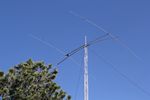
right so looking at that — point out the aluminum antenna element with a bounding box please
[84,36,89,100]
[57,34,110,65]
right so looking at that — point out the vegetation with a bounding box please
[0,59,71,100]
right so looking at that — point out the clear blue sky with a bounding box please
[0,0,150,100]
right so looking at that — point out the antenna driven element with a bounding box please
[57,34,110,65]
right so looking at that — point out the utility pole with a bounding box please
[84,36,89,100]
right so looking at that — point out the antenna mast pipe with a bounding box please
[84,36,89,100]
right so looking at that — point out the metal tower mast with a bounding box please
[84,36,89,100]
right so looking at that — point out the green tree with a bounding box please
[0,59,71,100]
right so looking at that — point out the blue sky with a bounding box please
[0,0,150,100]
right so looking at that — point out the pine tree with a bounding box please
[0,59,71,100]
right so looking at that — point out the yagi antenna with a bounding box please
[29,12,149,99]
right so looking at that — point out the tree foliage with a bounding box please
[0,59,71,100]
